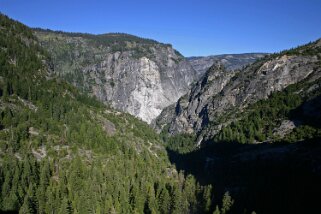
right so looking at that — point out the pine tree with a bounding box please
[171,186,182,214]
[159,187,171,214]
[19,195,34,214]
[58,197,71,214]
[202,185,212,213]
[213,205,221,214]
[221,192,234,214]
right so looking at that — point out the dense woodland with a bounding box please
[1,12,321,214]
[0,14,228,214]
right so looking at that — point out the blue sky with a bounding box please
[1,0,321,56]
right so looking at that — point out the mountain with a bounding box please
[187,53,266,76]
[2,12,321,214]
[158,40,321,214]
[33,29,198,123]
[0,14,216,213]
[157,39,321,143]
[155,63,234,136]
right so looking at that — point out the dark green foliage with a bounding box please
[163,133,197,154]
[282,125,321,143]
[34,28,174,60]
[214,77,321,144]
[0,13,214,213]
[279,39,321,56]
[34,28,166,48]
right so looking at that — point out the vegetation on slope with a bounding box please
[213,75,321,144]
[163,75,321,214]
[34,28,173,50]
[3,11,320,214]
[0,13,216,214]
[34,29,173,63]
[161,39,321,213]
[33,28,184,96]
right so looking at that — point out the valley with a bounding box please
[0,10,321,214]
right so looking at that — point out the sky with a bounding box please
[1,0,321,56]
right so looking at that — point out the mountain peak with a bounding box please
[34,28,197,123]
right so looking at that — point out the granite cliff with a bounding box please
[156,39,321,142]
[34,30,197,123]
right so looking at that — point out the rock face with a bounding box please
[188,53,266,76]
[155,63,234,134]
[156,39,321,140]
[34,30,197,123]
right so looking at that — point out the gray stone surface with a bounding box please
[156,40,321,141]
[188,53,266,76]
[35,31,198,123]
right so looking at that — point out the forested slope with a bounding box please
[0,14,218,214]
